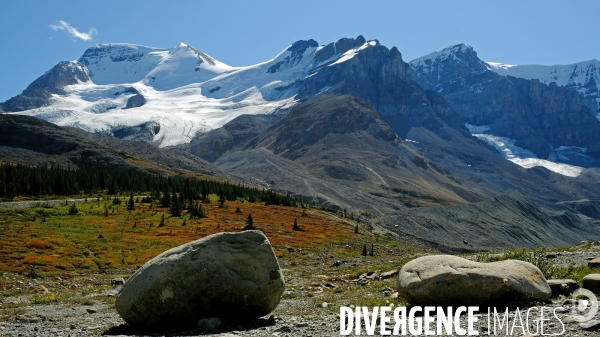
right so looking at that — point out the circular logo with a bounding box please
[570,288,598,323]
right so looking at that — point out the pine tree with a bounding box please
[189,201,207,219]
[161,191,171,208]
[107,179,117,195]
[170,192,181,216]
[159,213,165,227]
[362,244,367,257]
[179,192,185,211]
[244,213,254,230]
[127,191,135,211]
[292,218,300,231]
[369,243,374,257]
[354,224,359,234]
[235,206,242,213]
[68,203,78,215]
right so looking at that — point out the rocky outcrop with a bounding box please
[115,230,285,328]
[124,94,146,109]
[313,35,366,63]
[298,42,468,138]
[409,45,600,160]
[0,62,89,112]
[396,255,551,306]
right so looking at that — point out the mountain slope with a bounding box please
[380,191,600,252]
[0,114,224,178]
[1,37,386,147]
[213,94,474,213]
[488,59,600,117]
[409,44,600,167]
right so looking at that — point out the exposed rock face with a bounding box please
[489,59,600,116]
[267,39,318,74]
[396,255,551,306]
[0,62,89,112]
[261,94,400,160]
[115,230,285,327]
[298,42,468,138]
[313,35,366,63]
[409,44,600,159]
[111,121,160,142]
[124,94,146,109]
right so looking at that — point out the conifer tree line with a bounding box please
[0,163,299,207]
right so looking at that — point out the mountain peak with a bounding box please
[410,43,479,67]
[409,43,491,87]
[446,43,473,53]
[287,39,319,53]
[313,35,370,64]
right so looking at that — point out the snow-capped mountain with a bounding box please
[409,44,600,175]
[1,36,376,147]
[487,60,600,117]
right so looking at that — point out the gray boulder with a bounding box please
[197,318,222,331]
[582,274,600,293]
[547,279,579,297]
[115,230,285,327]
[125,94,146,109]
[396,255,551,306]
[588,257,600,267]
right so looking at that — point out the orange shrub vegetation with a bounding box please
[25,239,54,249]
[0,198,361,274]
[21,255,36,264]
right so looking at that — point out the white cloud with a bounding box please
[50,20,97,42]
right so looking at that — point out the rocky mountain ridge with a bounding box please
[409,44,600,164]
[488,59,600,117]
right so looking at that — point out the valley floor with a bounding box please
[0,198,599,336]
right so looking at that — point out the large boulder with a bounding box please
[396,255,551,306]
[115,230,285,327]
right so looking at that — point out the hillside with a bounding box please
[0,114,225,179]
[409,44,600,168]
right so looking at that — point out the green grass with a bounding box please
[474,245,600,286]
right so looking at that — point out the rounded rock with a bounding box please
[396,255,551,306]
[115,230,285,327]
[582,274,600,293]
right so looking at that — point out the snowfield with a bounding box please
[13,40,381,147]
[465,124,585,177]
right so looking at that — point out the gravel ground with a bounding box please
[1,302,599,336]
[0,198,101,210]
[1,249,599,337]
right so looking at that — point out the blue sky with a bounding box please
[1,0,598,102]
